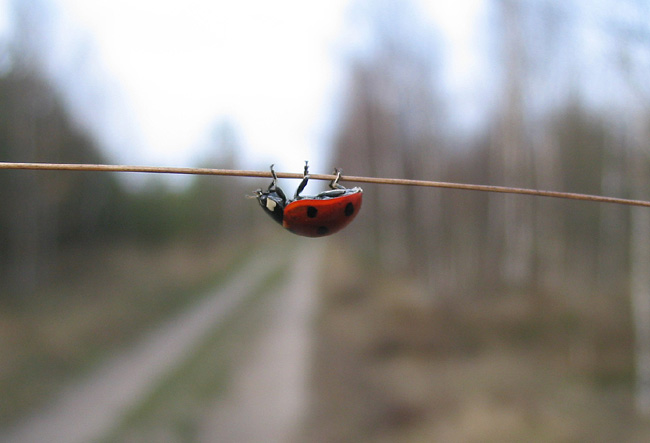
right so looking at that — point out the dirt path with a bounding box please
[1,246,284,443]
[196,241,324,443]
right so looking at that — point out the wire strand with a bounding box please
[1,161,649,208]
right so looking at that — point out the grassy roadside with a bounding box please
[0,237,260,427]
[300,241,650,442]
[98,250,290,442]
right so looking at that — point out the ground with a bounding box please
[2,239,321,442]
[5,238,650,442]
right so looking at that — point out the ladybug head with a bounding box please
[252,164,287,225]
[253,186,286,225]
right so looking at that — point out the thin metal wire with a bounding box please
[1,161,649,208]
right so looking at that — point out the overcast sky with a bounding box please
[0,0,485,174]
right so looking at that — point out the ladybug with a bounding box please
[253,162,363,237]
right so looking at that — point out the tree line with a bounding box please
[330,0,650,414]
[0,63,255,298]
[332,0,649,298]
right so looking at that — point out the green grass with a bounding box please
[99,256,289,442]
[0,237,260,427]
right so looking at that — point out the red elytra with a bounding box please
[252,162,363,238]
[283,189,363,237]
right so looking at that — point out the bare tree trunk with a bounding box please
[629,124,650,416]
[598,131,627,291]
[488,0,535,289]
[631,204,650,415]
[499,128,534,288]
[532,131,563,292]
[7,97,44,295]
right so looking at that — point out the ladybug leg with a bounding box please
[268,164,287,202]
[329,168,345,190]
[268,164,279,191]
[294,161,310,199]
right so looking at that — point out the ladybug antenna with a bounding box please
[330,168,345,190]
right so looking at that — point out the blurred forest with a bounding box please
[334,0,649,295]
[0,1,259,426]
[0,2,256,297]
[312,0,650,440]
[3,0,650,439]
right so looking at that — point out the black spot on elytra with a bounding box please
[317,226,329,235]
[307,206,318,218]
[344,202,354,216]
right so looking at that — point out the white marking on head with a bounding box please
[266,198,277,211]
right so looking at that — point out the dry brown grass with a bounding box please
[301,243,650,442]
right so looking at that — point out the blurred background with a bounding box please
[2,0,650,441]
